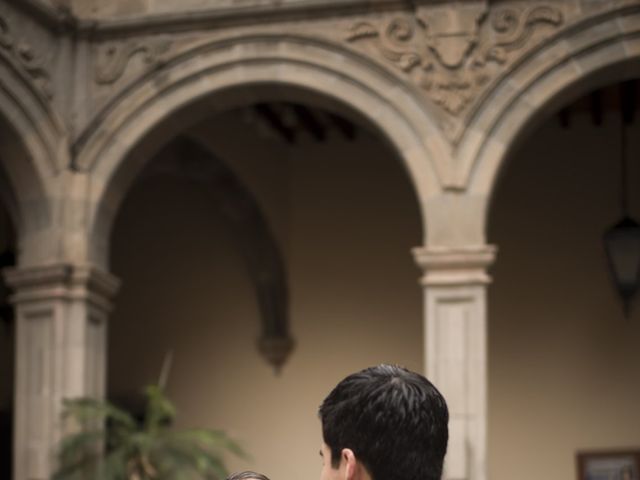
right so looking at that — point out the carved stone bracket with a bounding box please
[346,2,564,142]
[94,38,173,85]
[0,15,52,99]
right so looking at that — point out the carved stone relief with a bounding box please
[82,1,607,147]
[94,38,173,85]
[0,15,52,99]
[346,2,564,142]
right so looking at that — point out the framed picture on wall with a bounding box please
[577,450,640,480]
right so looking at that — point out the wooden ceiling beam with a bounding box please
[254,103,296,144]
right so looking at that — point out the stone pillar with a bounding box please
[413,245,496,480]
[4,264,119,480]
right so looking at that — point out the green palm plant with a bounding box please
[54,357,244,480]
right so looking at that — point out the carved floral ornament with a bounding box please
[346,3,564,141]
[0,15,52,99]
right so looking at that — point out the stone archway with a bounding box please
[100,68,422,477]
[73,38,444,411]
[73,35,446,269]
[70,33,444,479]
[71,32,532,480]
[463,6,640,224]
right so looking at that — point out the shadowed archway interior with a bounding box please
[487,78,640,480]
[0,167,16,480]
[135,135,293,372]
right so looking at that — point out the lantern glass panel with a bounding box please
[604,217,640,299]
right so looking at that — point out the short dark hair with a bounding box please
[318,364,448,480]
[226,472,270,480]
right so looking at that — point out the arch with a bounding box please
[0,29,65,264]
[460,6,640,237]
[75,34,447,267]
[137,135,294,370]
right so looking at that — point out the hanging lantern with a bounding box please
[603,80,639,317]
[604,217,640,316]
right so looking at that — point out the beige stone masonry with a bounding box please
[4,264,119,480]
[413,245,496,480]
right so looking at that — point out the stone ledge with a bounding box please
[412,245,497,286]
[8,0,411,36]
[3,263,120,310]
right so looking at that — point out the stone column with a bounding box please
[413,245,496,480]
[4,264,119,480]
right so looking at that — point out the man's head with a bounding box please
[318,364,448,480]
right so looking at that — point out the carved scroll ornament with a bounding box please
[346,4,563,140]
[0,15,52,99]
[95,38,172,85]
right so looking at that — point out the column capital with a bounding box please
[412,245,497,286]
[4,263,120,312]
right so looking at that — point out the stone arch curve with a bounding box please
[134,135,294,370]
[460,6,640,236]
[0,35,65,264]
[75,34,447,267]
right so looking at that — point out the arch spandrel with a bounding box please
[0,8,67,264]
[75,34,449,266]
[342,2,571,149]
[0,5,65,172]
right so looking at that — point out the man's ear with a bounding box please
[340,448,359,480]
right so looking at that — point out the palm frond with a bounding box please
[63,398,137,431]
[144,385,176,434]
[58,429,105,462]
[54,384,244,480]
[166,429,247,459]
